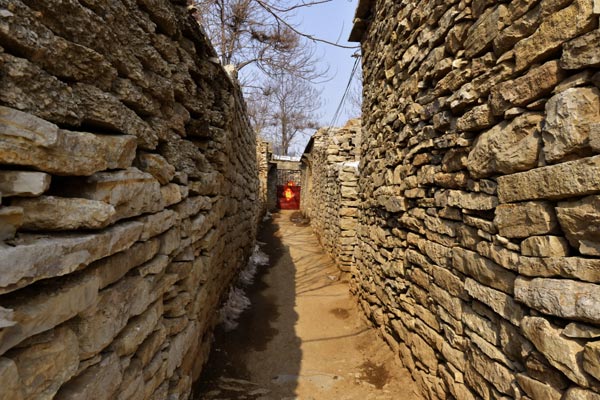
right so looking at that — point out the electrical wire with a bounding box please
[326,54,361,135]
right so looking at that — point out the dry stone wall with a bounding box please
[301,120,361,271]
[350,0,600,399]
[0,1,258,399]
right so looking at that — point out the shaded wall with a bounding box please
[0,1,258,399]
[350,0,600,399]
[301,120,361,271]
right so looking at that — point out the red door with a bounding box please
[277,185,301,209]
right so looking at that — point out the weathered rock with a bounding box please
[557,195,600,256]
[497,155,600,202]
[564,322,600,339]
[63,168,162,221]
[0,357,23,400]
[135,152,176,185]
[436,190,498,210]
[12,196,116,231]
[519,256,600,283]
[0,206,23,241]
[0,272,100,356]
[489,62,565,115]
[0,221,143,294]
[521,236,570,257]
[465,278,525,325]
[8,326,79,399]
[561,28,600,69]
[514,0,597,71]
[521,316,590,387]
[543,87,600,163]
[0,106,136,176]
[456,104,496,132]
[0,171,51,197]
[516,373,562,400]
[494,201,559,238]
[583,341,600,381]
[564,387,600,400]
[54,352,122,400]
[516,277,600,323]
[72,274,156,359]
[453,247,516,294]
[110,300,162,357]
[468,346,513,395]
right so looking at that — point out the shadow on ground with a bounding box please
[193,211,302,399]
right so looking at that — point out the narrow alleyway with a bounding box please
[193,211,422,400]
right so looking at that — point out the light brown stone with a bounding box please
[0,106,136,176]
[465,278,525,325]
[63,168,162,221]
[135,152,176,185]
[516,374,562,400]
[514,0,597,71]
[436,190,498,210]
[54,352,122,400]
[494,201,559,238]
[583,341,600,381]
[72,274,157,358]
[564,388,600,400]
[0,221,143,294]
[0,171,51,197]
[12,196,116,230]
[453,247,516,294]
[521,236,570,257]
[0,357,23,400]
[516,277,600,323]
[0,206,23,241]
[0,272,100,356]
[497,155,600,202]
[111,301,162,357]
[543,87,600,163]
[561,28,600,69]
[489,62,565,115]
[519,256,600,283]
[557,195,600,256]
[468,347,513,395]
[564,322,600,339]
[9,326,79,399]
[521,316,590,387]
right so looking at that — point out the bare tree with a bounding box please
[260,72,321,155]
[191,0,334,81]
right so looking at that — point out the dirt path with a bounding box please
[193,210,422,400]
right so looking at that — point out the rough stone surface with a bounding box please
[344,0,600,396]
[494,201,559,238]
[516,278,600,323]
[497,155,600,202]
[556,195,600,256]
[0,1,260,399]
[543,87,600,164]
[12,196,116,230]
[0,171,51,197]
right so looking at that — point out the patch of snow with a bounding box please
[218,244,270,331]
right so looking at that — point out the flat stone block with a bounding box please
[0,221,143,294]
[557,195,600,256]
[494,201,559,238]
[0,171,51,197]
[0,272,100,356]
[0,206,23,241]
[497,155,600,202]
[521,236,570,257]
[516,277,600,323]
[12,196,115,231]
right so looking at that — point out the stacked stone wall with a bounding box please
[0,1,258,399]
[301,120,361,271]
[352,0,600,399]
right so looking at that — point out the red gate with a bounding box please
[277,183,301,210]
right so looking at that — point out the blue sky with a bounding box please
[296,0,360,123]
[291,0,361,152]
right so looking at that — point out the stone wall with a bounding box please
[257,140,272,218]
[0,1,258,399]
[301,120,361,271]
[350,0,600,399]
